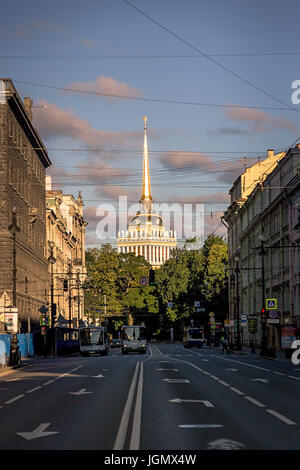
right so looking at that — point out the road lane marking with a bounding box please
[69,388,93,396]
[230,387,244,395]
[130,362,143,450]
[179,424,223,429]
[43,380,55,385]
[156,368,179,371]
[17,423,59,440]
[266,409,297,425]
[169,399,214,407]
[244,396,266,407]
[162,378,190,383]
[273,372,286,376]
[26,386,42,394]
[113,362,140,450]
[5,394,24,404]
[207,439,245,450]
[251,378,270,383]
[288,375,300,381]
[217,380,230,387]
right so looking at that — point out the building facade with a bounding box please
[0,78,51,332]
[224,146,300,351]
[117,117,177,267]
[46,175,87,327]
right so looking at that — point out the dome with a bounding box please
[128,213,165,228]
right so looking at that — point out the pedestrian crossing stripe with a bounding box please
[266,299,277,310]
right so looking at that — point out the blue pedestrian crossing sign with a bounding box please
[266,299,277,310]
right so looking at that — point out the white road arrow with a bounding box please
[92,374,106,378]
[69,388,93,395]
[17,423,59,441]
[169,398,214,407]
[251,379,270,383]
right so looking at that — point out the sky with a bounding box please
[2,0,300,247]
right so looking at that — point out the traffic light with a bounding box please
[63,279,68,291]
[261,308,266,322]
[149,269,155,286]
[41,325,47,336]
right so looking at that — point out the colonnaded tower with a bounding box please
[117,117,177,268]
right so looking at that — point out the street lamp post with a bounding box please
[67,260,73,328]
[234,256,242,351]
[76,269,81,326]
[48,241,56,328]
[259,235,268,356]
[8,206,20,366]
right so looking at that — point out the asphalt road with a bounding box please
[0,343,300,450]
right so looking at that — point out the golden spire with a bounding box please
[140,116,153,213]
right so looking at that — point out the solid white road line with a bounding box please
[266,409,297,425]
[130,362,144,450]
[113,362,140,450]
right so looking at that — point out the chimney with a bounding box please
[24,97,33,121]
[267,149,274,158]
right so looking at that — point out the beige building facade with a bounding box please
[224,147,300,351]
[46,175,87,327]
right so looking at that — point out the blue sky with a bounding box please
[2,0,300,245]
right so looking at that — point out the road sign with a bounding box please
[268,311,278,319]
[39,305,48,314]
[167,301,173,308]
[209,312,215,318]
[196,307,205,312]
[248,317,258,333]
[194,301,200,307]
[4,309,18,333]
[266,299,277,310]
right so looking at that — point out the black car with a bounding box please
[110,338,122,348]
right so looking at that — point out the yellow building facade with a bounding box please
[117,117,177,267]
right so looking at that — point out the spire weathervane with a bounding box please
[140,116,153,213]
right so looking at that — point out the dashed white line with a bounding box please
[244,396,266,408]
[5,394,24,404]
[43,380,55,386]
[288,375,300,381]
[266,409,297,425]
[26,386,42,394]
[230,387,244,395]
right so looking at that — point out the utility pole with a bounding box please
[259,235,268,356]
[48,241,56,328]
[67,260,73,328]
[76,269,81,325]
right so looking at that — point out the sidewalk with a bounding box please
[0,357,34,377]
[238,346,291,363]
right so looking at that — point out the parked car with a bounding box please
[110,338,122,348]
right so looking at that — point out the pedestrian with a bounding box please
[220,335,230,355]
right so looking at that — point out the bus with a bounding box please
[183,327,205,348]
[121,325,147,354]
[79,326,109,356]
